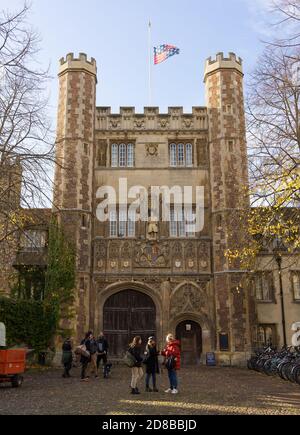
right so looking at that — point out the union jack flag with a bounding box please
[154,44,180,65]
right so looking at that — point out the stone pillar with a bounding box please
[205,53,255,364]
[53,53,97,343]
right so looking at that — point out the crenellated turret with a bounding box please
[53,53,97,341]
[205,52,254,362]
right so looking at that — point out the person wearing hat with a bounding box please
[143,336,160,392]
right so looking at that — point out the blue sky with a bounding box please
[2,0,274,120]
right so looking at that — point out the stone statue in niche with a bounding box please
[147,219,159,240]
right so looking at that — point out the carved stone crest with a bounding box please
[110,118,121,129]
[188,260,195,269]
[183,118,193,129]
[134,241,170,268]
[145,144,158,157]
[134,119,145,129]
[159,118,169,129]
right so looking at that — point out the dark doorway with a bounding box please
[103,290,156,358]
[176,320,202,366]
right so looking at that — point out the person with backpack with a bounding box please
[128,336,144,395]
[162,333,181,395]
[143,336,160,392]
[96,332,109,377]
[80,331,93,382]
[61,338,73,378]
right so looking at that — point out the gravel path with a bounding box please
[0,366,299,415]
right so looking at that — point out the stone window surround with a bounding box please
[110,141,135,168]
[255,271,275,304]
[169,141,194,167]
[291,271,300,303]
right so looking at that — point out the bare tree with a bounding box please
[0,2,54,247]
[271,0,300,48]
[226,1,300,269]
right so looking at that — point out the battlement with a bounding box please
[96,106,207,116]
[204,52,243,81]
[95,106,208,131]
[58,52,97,78]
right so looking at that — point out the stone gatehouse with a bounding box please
[2,52,299,366]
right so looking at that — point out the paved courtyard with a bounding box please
[0,365,299,415]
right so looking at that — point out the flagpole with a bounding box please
[148,20,152,106]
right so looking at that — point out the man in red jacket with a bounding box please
[162,333,181,394]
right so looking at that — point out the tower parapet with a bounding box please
[204,52,243,82]
[59,52,97,80]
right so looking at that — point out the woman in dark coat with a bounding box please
[62,338,73,378]
[144,336,160,392]
[128,336,144,395]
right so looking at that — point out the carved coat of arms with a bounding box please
[134,242,170,268]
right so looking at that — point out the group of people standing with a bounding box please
[61,331,109,381]
[128,333,181,395]
[79,331,109,381]
[61,331,181,395]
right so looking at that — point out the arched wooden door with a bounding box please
[176,320,202,366]
[103,290,156,358]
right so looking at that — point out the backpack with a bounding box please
[123,350,137,368]
[75,344,90,359]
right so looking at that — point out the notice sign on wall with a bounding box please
[206,352,216,367]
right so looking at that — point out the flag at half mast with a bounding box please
[154,44,180,65]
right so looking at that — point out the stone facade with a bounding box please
[1,52,299,365]
[50,51,257,365]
